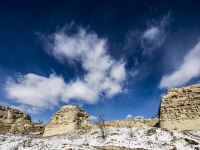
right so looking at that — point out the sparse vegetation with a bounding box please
[0,127,200,149]
[37,120,43,124]
[76,115,82,129]
[127,123,134,138]
[97,114,107,140]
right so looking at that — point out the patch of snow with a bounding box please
[0,127,199,150]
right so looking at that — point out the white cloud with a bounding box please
[52,28,126,102]
[142,26,159,41]
[126,114,144,120]
[160,40,200,88]
[141,25,165,55]
[89,115,97,121]
[0,101,42,115]
[134,115,144,119]
[5,27,126,113]
[128,69,138,78]
[110,63,126,82]
[141,13,170,55]
[11,105,42,115]
[126,114,133,119]
[5,73,65,109]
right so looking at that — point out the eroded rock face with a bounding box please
[43,105,89,137]
[0,105,44,134]
[159,84,200,130]
[92,118,158,129]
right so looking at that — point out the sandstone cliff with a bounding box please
[0,105,44,134]
[159,84,200,130]
[43,105,89,137]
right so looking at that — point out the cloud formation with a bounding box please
[141,13,170,55]
[126,114,133,119]
[142,26,159,41]
[126,114,144,119]
[51,28,126,100]
[5,27,126,113]
[0,101,41,114]
[89,115,97,121]
[160,40,200,88]
[5,73,65,109]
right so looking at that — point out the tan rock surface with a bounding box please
[43,105,89,137]
[159,84,200,130]
[0,105,44,134]
[92,118,158,129]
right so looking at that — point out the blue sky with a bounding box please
[0,0,200,123]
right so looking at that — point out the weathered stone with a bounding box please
[0,105,44,134]
[92,118,158,129]
[146,128,156,136]
[43,105,89,137]
[159,84,200,130]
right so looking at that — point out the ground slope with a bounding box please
[0,127,200,150]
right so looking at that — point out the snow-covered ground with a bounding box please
[0,127,199,150]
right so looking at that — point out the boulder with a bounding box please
[43,105,89,137]
[159,84,200,130]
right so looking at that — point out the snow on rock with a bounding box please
[0,127,200,150]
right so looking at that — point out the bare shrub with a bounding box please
[37,120,43,124]
[97,114,107,140]
[76,115,82,129]
[127,124,134,138]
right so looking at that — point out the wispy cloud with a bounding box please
[134,115,144,119]
[123,13,171,80]
[126,114,133,119]
[5,26,126,113]
[128,69,138,78]
[124,13,170,56]
[142,26,159,41]
[160,40,200,88]
[126,114,144,119]
[141,13,171,55]
[0,101,41,114]
[89,115,97,121]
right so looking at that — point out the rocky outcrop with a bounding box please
[0,105,44,134]
[159,84,200,130]
[92,118,158,129]
[43,105,89,137]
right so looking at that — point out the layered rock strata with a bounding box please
[43,105,89,137]
[159,84,200,130]
[92,118,158,129]
[0,105,44,134]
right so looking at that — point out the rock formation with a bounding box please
[159,84,200,130]
[43,105,89,137]
[0,105,44,134]
[92,118,158,129]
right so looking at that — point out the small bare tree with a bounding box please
[128,124,134,138]
[38,120,43,124]
[97,114,107,140]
